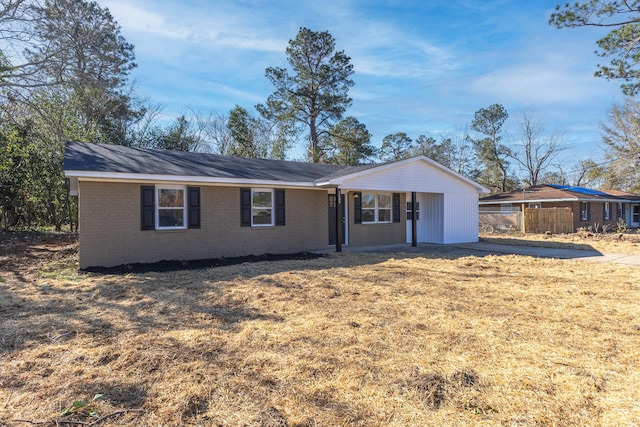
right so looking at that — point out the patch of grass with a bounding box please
[1,239,639,425]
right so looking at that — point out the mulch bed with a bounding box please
[84,252,326,275]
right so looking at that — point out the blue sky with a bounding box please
[101,0,621,165]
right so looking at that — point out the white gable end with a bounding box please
[336,159,481,193]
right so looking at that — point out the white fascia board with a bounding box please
[65,170,320,189]
[324,156,490,193]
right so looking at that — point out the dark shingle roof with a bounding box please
[63,141,374,183]
[480,184,632,203]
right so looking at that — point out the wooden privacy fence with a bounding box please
[523,207,573,233]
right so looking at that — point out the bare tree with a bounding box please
[574,159,604,188]
[510,111,564,186]
[601,98,640,191]
[0,0,53,91]
[443,127,478,179]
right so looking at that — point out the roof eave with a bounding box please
[479,197,634,204]
[320,156,490,193]
[65,170,321,188]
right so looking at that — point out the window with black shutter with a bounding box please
[241,188,285,227]
[580,202,590,221]
[142,185,191,230]
[358,192,395,223]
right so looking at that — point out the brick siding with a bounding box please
[78,182,329,268]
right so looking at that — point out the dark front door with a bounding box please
[328,194,345,245]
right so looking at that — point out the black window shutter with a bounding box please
[141,186,155,230]
[188,187,200,229]
[354,192,362,224]
[275,189,285,226]
[393,193,401,223]
[240,188,251,227]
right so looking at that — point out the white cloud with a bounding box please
[465,34,619,106]
[196,30,284,52]
[103,0,285,52]
[337,19,459,80]
[469,65,598,104]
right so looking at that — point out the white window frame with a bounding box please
[580,202,589,221]
[251,188,275,227]
[362,192,393,224]
[528,203,541,209]
[156,185,187,230]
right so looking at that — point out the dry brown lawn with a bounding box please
[1,233,640,426]
[480,230,640,255]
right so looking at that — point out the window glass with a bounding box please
[378,194,391,222]
[252,189,273,226]
[157,187,186,229]
[362,194,376,209]
[361,192,392,223]
[378,194,391,208]
[580,202,588,221]
[159,209,185,227]
[406,202,420,220]
[362,209,375,223]
[604,202,610,220]
[159,188,184,207]
[378,209,391,222]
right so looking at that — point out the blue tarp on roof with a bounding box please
[548,184,611,197]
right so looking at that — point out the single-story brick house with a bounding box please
[63,141,489,269]
[479,184,640,231]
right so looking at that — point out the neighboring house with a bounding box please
[479,184,640,231]
[63,141,489,269]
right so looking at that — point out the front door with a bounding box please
[328,194,345,245]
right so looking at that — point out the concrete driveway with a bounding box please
[340,242,640,266]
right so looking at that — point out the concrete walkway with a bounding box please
[337,242,640,266]
[452,242,640,266]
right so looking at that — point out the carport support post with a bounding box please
[411,191,417,247]
[335,188,342,253]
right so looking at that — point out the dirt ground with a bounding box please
[479,229,640,256]
[0,232,79,282]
